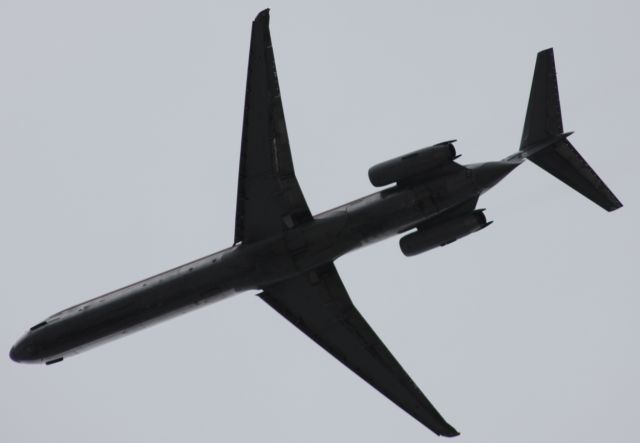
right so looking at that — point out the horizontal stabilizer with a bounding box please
[527,138,622,211]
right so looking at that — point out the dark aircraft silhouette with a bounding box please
[10,9,622,438]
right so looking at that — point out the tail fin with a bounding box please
[519,48,622,211]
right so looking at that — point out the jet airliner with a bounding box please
[10,10,622,437]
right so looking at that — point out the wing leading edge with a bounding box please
[260,263,459,437]
[234,9,312,245]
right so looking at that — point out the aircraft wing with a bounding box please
[260,263,459,437]
[234,9,312,244]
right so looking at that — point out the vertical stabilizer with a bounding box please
[520,48,563,149]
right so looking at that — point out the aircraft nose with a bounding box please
[10,343,26,362]
[10,335,37,363]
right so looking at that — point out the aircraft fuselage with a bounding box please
[10,163,502,364]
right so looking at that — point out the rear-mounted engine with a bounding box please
[368,141,457,187]
[399,210,491,257]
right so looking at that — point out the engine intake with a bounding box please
[368,141,457,187]
[399,210,490,257]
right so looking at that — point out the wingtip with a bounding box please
[606,200,623,212]
[538,47,554,56]
[440,427,461,438]
[254,8,270,22]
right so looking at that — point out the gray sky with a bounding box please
[1,1,638,442]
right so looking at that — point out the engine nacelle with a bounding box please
[399,211,490,257]
[368,141,457,187]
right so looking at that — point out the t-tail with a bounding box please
[507,48,622,211]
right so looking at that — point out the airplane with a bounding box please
[10,9,622,438]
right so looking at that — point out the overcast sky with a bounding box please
[1,1,638,442]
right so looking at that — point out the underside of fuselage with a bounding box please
[9,168,488,365]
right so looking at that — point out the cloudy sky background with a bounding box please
[1,1,638,442]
